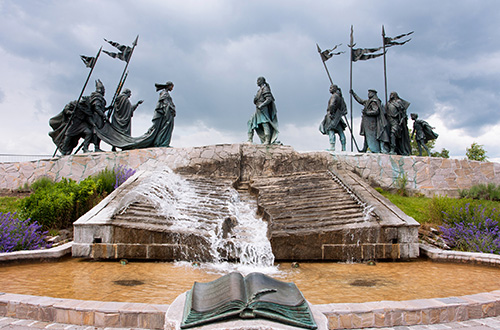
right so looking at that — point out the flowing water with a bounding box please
[1,258,500,304]
[115,168,274,267]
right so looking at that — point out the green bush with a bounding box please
[18,178,78,229]
[17,169,118,230]
[9,166,136,231]
[91,168,116,195]
[459,183,500,201]
[28,176,55,191]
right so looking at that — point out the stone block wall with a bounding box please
[1,145,499,197]
[333,153,500,197]
[0,144,242,189]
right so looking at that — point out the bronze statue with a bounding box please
[111,88,143,136]
[49,79,107,155]
[410,113,438,156]
[319,84,347,151]
[247,76,279,145]
[49,98,93,155]
[386,91,411,155]
[88,79,108,152]
[350,89,389,153]
[150,81,176,147]
[91,81,176,150]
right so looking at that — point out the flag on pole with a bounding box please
[103,38,133,62]
[384,31,413,47]
[317,43,344,62]
[80,55,96,68]
[351,47,385,62]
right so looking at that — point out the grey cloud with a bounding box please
[1,0,500,158]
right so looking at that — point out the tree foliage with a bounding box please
[466,142,488,162]
[431,148,450,158]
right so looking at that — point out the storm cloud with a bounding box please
[1,0,499,160]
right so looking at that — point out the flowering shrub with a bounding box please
[439,203,500,254]
[0,212,52,252]
[114,165,136,189]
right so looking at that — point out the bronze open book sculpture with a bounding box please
[181,272,317,329]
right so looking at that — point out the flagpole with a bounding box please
[107,70,129,120]
[52,46,102,157]
[382,25,388,106]
[349,25,354,152]
[108,35,139,118]
[317,43,359,152]
[317,44,334,85]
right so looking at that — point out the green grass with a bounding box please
[377,188,500,225]
[0,196,24,214]
[377,189,433,224]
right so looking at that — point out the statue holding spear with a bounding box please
[48,47,103,156]
[316,43,359,152]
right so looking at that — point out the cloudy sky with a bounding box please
[1,0,499,161]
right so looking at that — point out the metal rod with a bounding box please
[52,46,102,157]
[382,25,388,106]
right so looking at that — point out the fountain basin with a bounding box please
[73,145,419,261]
[1,246,500,329]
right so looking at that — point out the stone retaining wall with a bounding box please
[333,153,500,197]
[0,144,241,190]
[1,146,498,197]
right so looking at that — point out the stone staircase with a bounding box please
[248,171,372,236]
[112,176,236,230]
[105,175,240,261]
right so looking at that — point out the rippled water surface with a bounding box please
[1,258,500,304]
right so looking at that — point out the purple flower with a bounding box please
[439,204,500,254]
[113,165,136,189]
[0,212,52,252]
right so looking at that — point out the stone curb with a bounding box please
[1,288,500,329]
[1,244,500,329]
[314,244,500,329]
[420,242,500,266]
[0,242,73,263]
[0,293,168,329]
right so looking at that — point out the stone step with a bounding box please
[272,210,365,223]
[264,202,362,214]
[250,171,369,237]
[116,204,231,220]
[271,216,367,230]
[269,205,365,218]
[253,179,334,187]
[259,194,359,205]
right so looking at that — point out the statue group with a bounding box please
[49,75,436,157]
[49,80,176,155]
[318,84,437,156]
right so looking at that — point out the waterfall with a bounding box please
[116,167,275,270]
